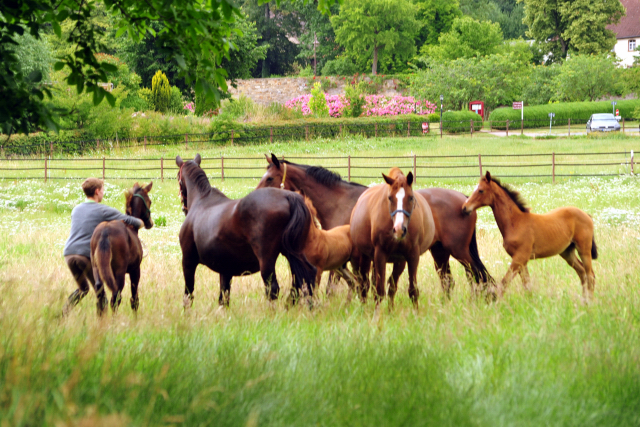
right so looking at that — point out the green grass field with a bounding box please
[0,135,639,426]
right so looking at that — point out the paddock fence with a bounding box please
[3,117,640,157]
[0,150,636,184]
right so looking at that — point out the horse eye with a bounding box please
[408,196,414,202]
[267,177,273,182]
[479,190,484,194]
[388,196,393,201]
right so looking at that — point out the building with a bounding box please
[608,0,640,67]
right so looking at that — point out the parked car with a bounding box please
[586,113,621,133]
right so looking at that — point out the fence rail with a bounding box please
[1,150,636,183]
[3,117,640,157]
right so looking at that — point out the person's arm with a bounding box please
[100,204,143,228]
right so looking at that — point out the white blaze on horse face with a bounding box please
[393,187,406,231]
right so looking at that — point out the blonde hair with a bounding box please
[81,178,104,197]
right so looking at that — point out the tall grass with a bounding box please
[0,138,639,425]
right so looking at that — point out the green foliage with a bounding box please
[137,88,154,110]
[331,0,422,75]
[151,71,171,113]
[322,56,359,76]
[489,99,640,128]
[413,0,462,48]
[168,86,184,114]
[521,64,561,106]
[423,16,503,60]
[155,215,167,227]
[344,83,366,118]
[221,17,268,81]
[426,112,441,122]
[441,110,483,132]
[298,66,314,77]
[291,0,342,73]
[521,0,625,62]
[553,55,619,102]
[309,83,329,117]
[120,93,150,112]
[10,31,52,82]
[459,0,527,39]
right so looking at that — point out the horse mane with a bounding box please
[183,161,224,198]
[302,195,323,230]
[491,176,529,213]
[387,167,405,181]
[277,160,366,188]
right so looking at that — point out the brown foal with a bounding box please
[462,172,597,300]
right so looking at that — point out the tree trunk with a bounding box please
[262,3,270,78]
[372,45,378,75]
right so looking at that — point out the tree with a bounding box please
[331,0,421,75]
[459,0,527,39]
[413,0,462,48]
[152,70,171,113]
[520,0,625,62]
[553,55,619,102]
[424,16,503,60]
[0,0,337,136]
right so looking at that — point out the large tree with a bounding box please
[424,16,503,60]
[0,0,336,135]
[459,0,527,39]
[520,0,625,62]
[331,0,421,75]
[413,0,462,48]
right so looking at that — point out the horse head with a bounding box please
[382,168,415,241]
[125,182,154,229]
[257,153,295,190]
[462,171,495,215]
[176,154,202,215]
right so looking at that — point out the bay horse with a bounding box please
[301,195,358,300]
[176,154,316,307]
[462,172,597,299]
[91,182,154,315]
[257,154,493,296]
[350,168,436,306]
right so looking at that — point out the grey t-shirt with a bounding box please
[63,201,143,258]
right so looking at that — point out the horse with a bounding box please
[301,195,358,300]
[91,182,154,315]
[257,154,493,296]
[350,168,436,307]
[461,172,597,300]
[176,154,317,308]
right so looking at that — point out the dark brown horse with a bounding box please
[350,168,436,306]
[91,182,154,315]
[462,172,598,300]
[177,154,316,307]
[257,154,493,296]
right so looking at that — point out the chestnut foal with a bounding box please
[462,172,597,300]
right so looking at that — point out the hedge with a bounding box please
[441,111,483,133]
[488,99,640,129]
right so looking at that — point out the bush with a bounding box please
[168,86,184,114]
[298,66,314,77]
[137,88,155,111]
[426,113,441,123]
[441,111,483,133]
[344,83,365,118]
[121,93,150,112]
[322,56,358,76]
[151,70,171,113]
[309,83,329,117]
[488,99,640,129]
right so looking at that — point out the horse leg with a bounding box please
[182,257,198,309]
[560,245,589,300]
[219,273,233,307]
[110,272,125,314]
[519,265,531,291]
[500,255,529,298]
[335,265,358,303]
[431,243,454,299]
[373,247,388,305]
[406,252,421,308]
[62,256,93,316]
[326,271,339,297]
[129,266,140,312]
[91,265,108,316]
[387,260,406,309]
[351,253,371,303]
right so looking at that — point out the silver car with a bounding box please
[586,113,621,133]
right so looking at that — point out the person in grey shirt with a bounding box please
[62,178,143,315]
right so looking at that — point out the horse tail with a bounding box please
[281,193,317,296]
[94,228,116,294]
[468,227,495,285]
[591,237,598,260]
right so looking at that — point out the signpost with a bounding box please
[612,101,617,115]
[548,112,555,134]
[513,101,523,135]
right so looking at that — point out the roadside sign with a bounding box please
[616,109,620,116]
[512,102,523,110]
[422,122,429,134]
[548,113,555,118]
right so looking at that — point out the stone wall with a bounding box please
[228,77,405,105]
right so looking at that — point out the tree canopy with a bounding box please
[423,16,503,60]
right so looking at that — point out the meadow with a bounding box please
[0,135,639,426]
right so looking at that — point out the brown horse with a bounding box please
[257,154,493,296]
[350,168,436,306]
[462,172,597,299]
[177,154,316,307]
[301,195,358,300]
[91,182,154,315]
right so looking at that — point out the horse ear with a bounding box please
[271,153,281,168]
[144,181,153,193]
[407,172,414,187]
[176,156,184,167]
[194,154,202,165]
[382,173,395,186]
[133,182,141,190]
[124,188,133,205]
[485,171,492,182]
[265,153,272,164]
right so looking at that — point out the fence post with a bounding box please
[375,123,378,138]
[631,150,634,175]
[568,119,570,137]
[230,130,234,145]
[270,127,273,144]
[116,131,119,150]
[49,141,53,158]
[102,156,105,180]
[506,120,509,137]
[413,154,417,183]
[407,121,410,137]
[478,154,482,177]
[44,158,48,183]
[521,118,524,136]
[0,145,4,158]
[185,133,188,150]
[552,152,555,184]
[623,117,625,134]
[144,135,147,150]
[305,125,309,141]
[440,120,443,139]
[348,155,351,181]
[97,139,100,151]
[221,155,225,182]
[470,119,473,137]
[161,157,164,182]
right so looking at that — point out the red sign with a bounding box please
[616,109,620,116]
[469,101,485,119]
[513,101,523,110]
[422,122,429,134]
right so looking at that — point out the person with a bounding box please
[62,178,143,315]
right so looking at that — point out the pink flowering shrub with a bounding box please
[183,101,195,113]
[285,94,436,118]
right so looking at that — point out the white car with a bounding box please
[586,113,621,134]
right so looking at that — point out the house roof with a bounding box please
[608,0,640,39]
